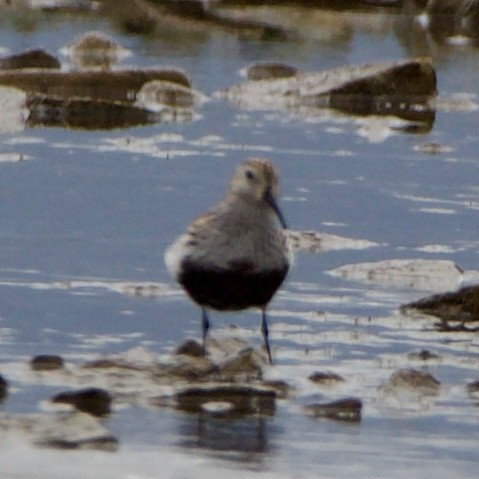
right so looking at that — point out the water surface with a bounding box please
[0,3,479,478]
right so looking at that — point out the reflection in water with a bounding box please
[25,95,159,130]
[25,94,194,130]
[177,412,275,463]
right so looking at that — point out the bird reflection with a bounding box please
[177,412,275,462]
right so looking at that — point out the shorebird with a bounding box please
[165,158,291,364]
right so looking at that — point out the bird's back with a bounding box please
[165,157,291,311]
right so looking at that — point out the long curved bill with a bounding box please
[264,187,288,229]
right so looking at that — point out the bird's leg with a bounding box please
[261,308,273,365]
[201,308,210,356]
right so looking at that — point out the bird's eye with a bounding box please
[245,170,254,180]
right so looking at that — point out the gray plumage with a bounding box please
[165,157,292,363]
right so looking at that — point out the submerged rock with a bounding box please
[175,339,204,357]
[245,62,299,81]
[156,345,263,383]
[286,229,380,253]
[34,412,118,451]
[136,79,207,111]
[328,258,463,291]
[217,348,264,382]
[304,397,362,422]
[407,349,441,361]
[413,141,454,154]
[220,58,436,126]
[81,358,145,371]
[176,383,276,417]
[30,354,65,371]
[0,48,60,70]
[401,285,479,331]
[156,355,218,381]
[51,387,112,417]
[308,371,345,385]
[0,411,118,451]
[381,368,441,397]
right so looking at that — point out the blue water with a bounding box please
[0,4,479,478]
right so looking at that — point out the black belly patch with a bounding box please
[178,258,288,311]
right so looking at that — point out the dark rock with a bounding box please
[320,59,436,123]
[407,349,441,361]
[0,48,60,70]
[466,380,479,395]
[51,387,112,417]
[30,354,65,371]
[176,384,276,417]
[221,58,436,126]
[304,397,362,422]
[401,285,479,332]
[2,66,201,130]
[0,68,192,102]
[246,62,299,81]
[425,0,479,43]
[122,13,157,35]
[175,339,204,357]
[308,371,345,385]
[0,374,8,402]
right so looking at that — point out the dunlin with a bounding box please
[165,158,291,364]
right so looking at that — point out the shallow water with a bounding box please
[1,2,479,478]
